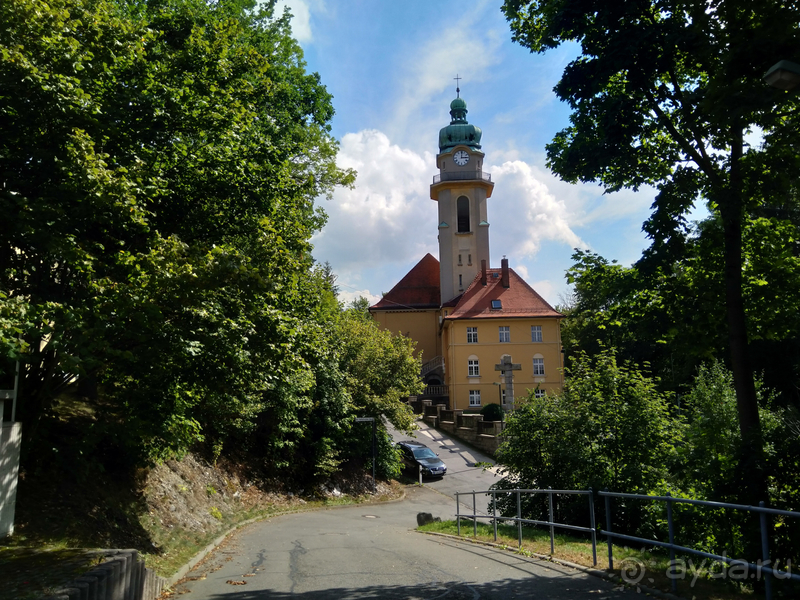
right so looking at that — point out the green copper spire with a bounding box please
[438,86,482,152]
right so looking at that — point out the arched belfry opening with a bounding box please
[457,196,470,233]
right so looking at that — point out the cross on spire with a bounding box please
[454,74,461,97]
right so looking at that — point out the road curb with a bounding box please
[417,531,687,600]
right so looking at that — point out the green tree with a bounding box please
[346,296,372,320]
[0,0,354,465]
[502,0,800,486]
[334,310,421,432]
[562,212,800,404]
[495,347,681,532]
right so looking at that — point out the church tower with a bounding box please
[430,89,494,303]
[371,84,564,413]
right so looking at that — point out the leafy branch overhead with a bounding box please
[502,1,800,492]
[0,0,423,486]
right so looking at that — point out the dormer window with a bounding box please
[491,300,502,310]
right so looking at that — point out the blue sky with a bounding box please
[277,0,663,306]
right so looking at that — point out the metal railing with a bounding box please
[432,171,492,184]
[601,490,800,597]
[451,487,800,600]
[455,488,598,566]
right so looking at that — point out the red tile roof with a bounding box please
[445,267,562,320]
[370,253,441,310]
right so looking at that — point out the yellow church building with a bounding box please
[369,90,564,411]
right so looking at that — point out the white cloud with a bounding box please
[312,130,438,277]
[488,160,585,258]
[313,132,639,305]
[530,279,558,306]
[274,0,318,43]
[337,288,381,307]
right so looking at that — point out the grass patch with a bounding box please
[419,520,775,600]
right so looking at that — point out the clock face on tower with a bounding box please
[453,150,470,166]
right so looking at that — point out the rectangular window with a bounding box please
[499,326,510,343]
[458,254,462,265]
[501,389,507,404]
[491,299,502,310]
[466,327,478,343]
[534,389,546,399]
[469,390,481,407]
[531,325,543,342]
[468,359,480,376]
[468,253,472,265]
[533,358,545,376]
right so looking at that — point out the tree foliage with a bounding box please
[562,211,800,405]
[496,353,800,561]
[496,348,680,531]
[501,0,800,473]
[498,348,679,492]
[0,0,421,488]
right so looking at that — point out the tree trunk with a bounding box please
[719,204,760,439]
[721,126,767,508]
[722,126,761,441]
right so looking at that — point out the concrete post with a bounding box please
[133,557,145,598]
[88,565,109,600]
[75,576,98,600]
[99,560,122,600]
[116,551,133,600]
[0,421,22,538]
[111,555,130,600]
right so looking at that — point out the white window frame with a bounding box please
[466,327,478,344]
[533,357,545,376]
[469,390,481,407]
[468,359,480,377]
[534,388,546,398]
[531,325,543,343]
[499,326,510,343]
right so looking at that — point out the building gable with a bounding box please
[369,253,441,311]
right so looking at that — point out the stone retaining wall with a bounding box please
[43,549,168,600]
[419,402,504,455]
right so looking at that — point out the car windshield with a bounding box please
[411,447,437,460]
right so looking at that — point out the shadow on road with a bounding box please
[199,574,626,599]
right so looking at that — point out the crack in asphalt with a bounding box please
[289,539,308,594]
[250,548,267,570]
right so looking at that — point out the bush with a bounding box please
[494,347,681,531]
[480,403,504,422]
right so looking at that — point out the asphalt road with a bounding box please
[388,419,505,517]
[172,486,634,599]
